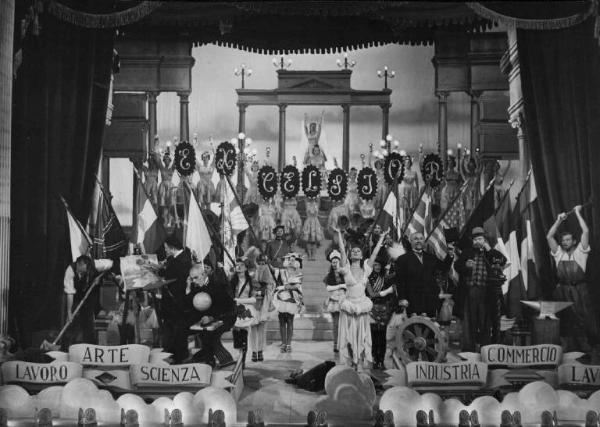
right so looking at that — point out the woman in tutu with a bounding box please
[334,225,389,368]
[280,198,303,244]
[249,256,275,362]
[373,158,388,210]
[345,167,359,214]
[323,250,347,354]
[273,253,304,353]
[257,199,277,242]
[158,150,177,227]
[302,198,324,261]
[366,257,395,369]
[196,148,216,208]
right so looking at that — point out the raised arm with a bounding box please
[367,229,388,268]
[574,205,589,250]
[546,212,566,254]
[336,228,348,267]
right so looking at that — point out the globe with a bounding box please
[192,292,212,311]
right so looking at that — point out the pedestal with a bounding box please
[531,317,560,345]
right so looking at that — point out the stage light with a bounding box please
[393,140,400,148]
[457,143,462,149]
[230,137,237,145]
[386,134,392,142]
[379,140,386,148]
[238,132,246,140]
[448,149,454,156]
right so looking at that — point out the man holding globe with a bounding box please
[185,263,236,367]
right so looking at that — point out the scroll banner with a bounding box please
[481,344,563,368]
[406,362,488,387]
[2,345,218,392]
[2,361,82,385]
[558,365,600,387]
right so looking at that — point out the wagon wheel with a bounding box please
[395,316,448,364]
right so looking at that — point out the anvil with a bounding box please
[521,300,573,319]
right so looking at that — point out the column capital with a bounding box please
[509,111,525,134]
[380,103,391,112]
[238,103,248,112]
[278,103,287,111]
[177,92,190,102]
[469,90,483,100]
[435,91,449,102]
[147,91,160,102]
[341,103,351,112]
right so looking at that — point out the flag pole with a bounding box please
[514,168,533,209]
[401,182,429,236]
[423,181,469,244]
[59,195,93,247]
[493,179,516,217]
[183,179,236,267]
[364,182,396,247]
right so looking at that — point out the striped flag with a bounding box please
[62,196,92,262]
[221,177,249,271]
[377,190,400,240]
[406,189,432,237]
[428,219,449,260]
[134,167,167,254]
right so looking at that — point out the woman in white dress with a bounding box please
[334,225,389,368]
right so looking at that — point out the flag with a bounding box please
[134,168,167,254]
[377,190,400,240]
[222,177,249,271]
[445,186,468,230]
[428,218,448,260]
[406,189,432,237]
[61,196,91,262]
[516,170,545,299]
[186,189,212,263]
[458,182,502,253]
[94,184,128,259]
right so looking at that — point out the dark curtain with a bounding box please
[10,9,114,346]
[518,18,600,297]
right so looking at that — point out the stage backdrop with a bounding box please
[518,18,600,306]
[10,3,114,346]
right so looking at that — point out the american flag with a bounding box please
[405,189,432,237]
[427,218,449,260]
[445,189,467,230]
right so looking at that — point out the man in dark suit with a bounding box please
[185,263,236,367]
[455,227,507,351]
[158,234,193,363]
[394,232,453,317]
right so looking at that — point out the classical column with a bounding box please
[278,104,287,170]
[238,103,247,135]
[436,91,449,165]
[178,92,190,141]
[342,104,350,170]
[511,113,529,178]
[470,91,482,152]
[147,91,159,144]
[0,0,14,335]
[381,104,390,140]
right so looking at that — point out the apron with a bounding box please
[553,259,598,340]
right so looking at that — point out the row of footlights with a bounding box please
[7,407,600,427]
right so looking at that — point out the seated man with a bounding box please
[185,264,236,367]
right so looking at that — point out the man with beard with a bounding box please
[547,205,597,352]
[185,264,236,367]
[394,232,453,317]
[158,235,192,363]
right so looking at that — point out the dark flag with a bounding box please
[94,181,128,259]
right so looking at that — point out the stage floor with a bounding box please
[221,340,380,424]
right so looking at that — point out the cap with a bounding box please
[471,227,486,238]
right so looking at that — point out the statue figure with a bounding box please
[158,148,177,227]
[195,141,216,208]
[244,160,260,205]
[460,149,483,213]
[493,160,511,208]
[398,155,419,220]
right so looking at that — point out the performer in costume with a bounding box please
[274,253,304,353]
[323,250,347,354]
[327,202,350,239]
[186,264,236,367]
[250,258,275,362]
[257,199,277,242]
[345,167,359,214]
[546,206,598,351]
[158,150,177,227]
[455,227,507,351]
[334,226,388,368]
[196,145,216,208]
[230,258,258,364]
[399,155,419,221]
[142,139,161,205]
[366,256,395,369]
[63,256,113,347]
[302,198,324,261]
[266,225,292,274]
[359,199,376,220]
[373,158,388,209]
[280,198,303,244]
[157,235,193,363]
[244,160,260,205]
